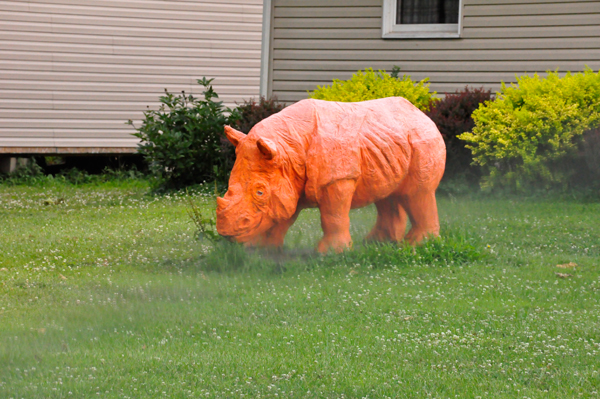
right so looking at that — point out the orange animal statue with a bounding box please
[216,97,446,253]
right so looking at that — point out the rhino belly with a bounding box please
[350,135,411,208]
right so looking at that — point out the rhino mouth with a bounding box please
[217,214,260,240]
[221,215,274,244]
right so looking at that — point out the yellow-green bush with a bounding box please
[459,68,600,191]
[308,68,436,112]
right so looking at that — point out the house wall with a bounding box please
[0,0,263,154]
[269,0,600,103]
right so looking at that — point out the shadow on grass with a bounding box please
[199,228,484,275]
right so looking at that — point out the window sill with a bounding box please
[382,31,461,39]
[382,23,460,39]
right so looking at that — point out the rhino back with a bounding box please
[305,98,440,206]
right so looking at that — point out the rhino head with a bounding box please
[216,126,302,244]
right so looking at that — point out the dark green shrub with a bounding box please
[0,162,145,187]
[233,96,287,134]
[426,86,493,179]
[0,159,44,185]
[459,69,600,191]
[220,96,286,172]
[130,78,239,189]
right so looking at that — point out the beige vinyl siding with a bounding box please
[270,0,600,103]
[0,0,262,152]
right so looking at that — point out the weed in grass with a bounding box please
[186,194,221,244]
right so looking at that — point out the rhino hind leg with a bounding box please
[401,190,440,245]
[395,138,445,245]
[366,197,408,242]
[317,179,356,254]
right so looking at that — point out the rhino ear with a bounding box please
[224,125,246,147]
[257,137,277,160]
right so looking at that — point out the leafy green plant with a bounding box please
[459,68,600,191]
[130,78,239,190]
[0,159,44,185]
[309,67,437,112]
[186,196,221,244]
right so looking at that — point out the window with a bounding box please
[382,0,462,39]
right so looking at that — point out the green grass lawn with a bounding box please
[1,180,599,398]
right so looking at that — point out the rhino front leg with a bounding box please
[317,179,356,253]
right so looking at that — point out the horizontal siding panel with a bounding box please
[273,49,600,62]
[0,2,262,24]
[274,28,381,40]
[0,108,248,119]
[276,0,380,6]
[0,30,262,50]
[465,2,600,16]
[1,11,261,32]
[53,139,140,147]
[53,132,137,140]
[463,25,600,39]
[274,37,600,51]
[468,0,599,4]
[0,21,262,41]
[0,80,259,93]
[29,0,262,13]
[273,17,381,29]
[0,95,258,110]
[274,6,381,18]
[0,138,57,146]
[0,129,137,138]
[464,14,600,28]
[0,70,259,84]
[0,60,261,74]
[0,120,131,129]
[0,43,261,59]
[273,60,600,73]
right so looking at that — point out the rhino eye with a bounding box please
[257,190,264,196]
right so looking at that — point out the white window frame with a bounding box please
[382,0,463,39]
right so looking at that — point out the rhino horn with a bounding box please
[224,125,246,147]
[216,196,228,211]
[257,137,277,160]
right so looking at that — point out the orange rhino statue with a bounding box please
[216,97,446,253]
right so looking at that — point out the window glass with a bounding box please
[396,0,459,24]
